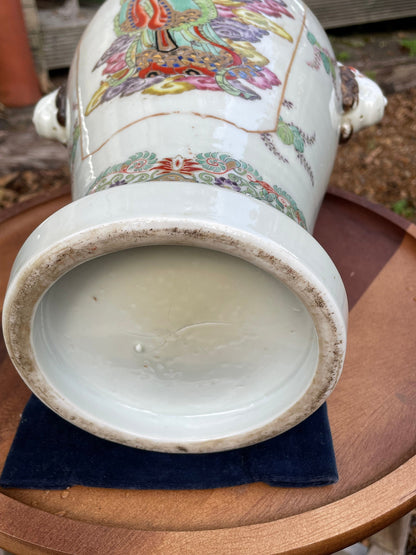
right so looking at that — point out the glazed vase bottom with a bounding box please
[3,182,347,452]
[33,244,319,445]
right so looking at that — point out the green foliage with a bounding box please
[277,121,294,145]
[391,199,415,220]
[400,39,416,57]
[337,51,351,63]
[276,119,305,153]
[366,138,377,152]
[364,70,377,81]
[290,126,305,153]
[320,51,331,74]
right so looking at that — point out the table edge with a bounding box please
[0,188,415,554]
[0,457,414,554]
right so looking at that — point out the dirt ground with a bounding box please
[1,87,416,223]
[330,87,416,222]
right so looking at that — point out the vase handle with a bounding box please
[339,65,387,142]
[32,84,68,144]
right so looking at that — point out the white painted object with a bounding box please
[3,0,385,453]
[32,89,68,144]
[340,66,388,141]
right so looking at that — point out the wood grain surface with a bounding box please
[0,189,415,554]
[307,0,416,28]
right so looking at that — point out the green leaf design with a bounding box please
[215,71,243,97]
[130,151,144,161]
[320,51,331,74]
[228,173,248,187]
[196,152,228,173]
[73,124,80,141]
[307,31,317,45]
[113,13,122,37]
[219,153,234,166]
[85,150,308,229]
[197,172,217,185]
[290,127,305,153]
[125,151,158,171]
[110,173,124,182]
[109,164,120,174]
[126,40,138,70]
[125,174,139,182]
[277,122,294,145]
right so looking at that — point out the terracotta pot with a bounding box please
[0,0,41,107]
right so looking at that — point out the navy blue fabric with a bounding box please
[0,396,338,489]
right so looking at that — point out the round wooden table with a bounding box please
[0,188,415,554]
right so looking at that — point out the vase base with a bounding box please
[3,182,347,452]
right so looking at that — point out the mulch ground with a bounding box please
[0,166,70,208]
[330,87,416,222]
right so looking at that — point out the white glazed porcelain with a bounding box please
[339,66,387,140]
[3,0,385,453]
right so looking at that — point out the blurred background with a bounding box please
[1,0,416,224]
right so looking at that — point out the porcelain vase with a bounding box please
[2,0,386,453]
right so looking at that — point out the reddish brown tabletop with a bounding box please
[0,188,415,555]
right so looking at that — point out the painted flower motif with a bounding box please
[222,76,261,100]
[243,172,256,182]
[246,0,294,18]
[257,180,276,195]
[86,150,307,229]
[195,153,232,173]
[282,99,294,109]
[224,39,269,67]
[211,17,268,43]
[103,52,128,74]
[306,30,336,82]
[107,76,165,102]
[214,4,234,18]
[86,76,165,113]
[276,194,290,207]
[246,67,281,89]
[213,176,242,191]
[295,211,303,225]
[85,0,293,113]
[93,34,134,70]
[126,151,158,172]
[231,8,293,42]
[110,178,129,188]
[153,155,202,175]
[132,160,149,171]
[175,74,222,91]
[143,77,195,96]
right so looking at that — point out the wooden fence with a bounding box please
[307,0,416,29]
[23,0,416,75]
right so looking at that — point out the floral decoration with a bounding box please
[261,111,316,186]
[87,150,307,228]
[306,29,338,92]
[85,0,295,114]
